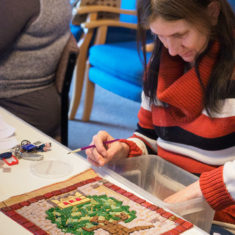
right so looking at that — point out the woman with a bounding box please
[0,0,72,138]
[86,0,235,224]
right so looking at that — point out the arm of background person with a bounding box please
[0,0,39,56]
[165,160,235,211]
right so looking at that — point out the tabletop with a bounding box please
[0,107,207,235]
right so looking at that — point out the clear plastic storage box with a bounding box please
[107,155,215,233]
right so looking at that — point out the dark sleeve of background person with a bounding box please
[0,0,39,56]
[0,0,61,138]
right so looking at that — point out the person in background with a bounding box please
[0,0,72,138]
[86,0,235,225]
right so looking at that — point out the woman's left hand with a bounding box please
[164,180,203,203]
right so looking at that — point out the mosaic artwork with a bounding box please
[0,169,193,235]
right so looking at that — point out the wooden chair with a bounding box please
[68,1,140,121]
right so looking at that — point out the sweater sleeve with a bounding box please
[0,0,39,55]
[200,161,235,211]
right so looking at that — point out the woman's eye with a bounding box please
[176,35,183,38]
[174,33,186,39]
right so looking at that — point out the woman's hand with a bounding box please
[85,130,129,167]
[164,180,203,203]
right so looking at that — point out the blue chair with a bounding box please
[70,23,83,42]
[69,0,152,121]
[228,0,235,11]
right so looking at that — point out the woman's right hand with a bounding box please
[164,180,202,203]
[85,130,129,167]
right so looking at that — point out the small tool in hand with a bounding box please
[67,139,120,154]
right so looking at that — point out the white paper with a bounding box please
[0,114,18,150]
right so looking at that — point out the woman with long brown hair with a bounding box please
[86,0,235,226]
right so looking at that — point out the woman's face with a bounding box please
[149,17,210,64]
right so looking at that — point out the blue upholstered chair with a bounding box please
[228,0,235,11]
[70,24,83,42]
[69,0,152,121]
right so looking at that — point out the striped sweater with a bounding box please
[125,43,235,174]
[127,91,235,174]
[200,162,235,211]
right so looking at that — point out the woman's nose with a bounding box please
[167,38,178,56]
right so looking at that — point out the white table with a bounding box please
[0,107,207,235]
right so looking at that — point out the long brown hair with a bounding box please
[137,0,235,115]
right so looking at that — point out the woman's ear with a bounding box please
[207,1,221,25]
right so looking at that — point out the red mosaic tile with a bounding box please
[73,182,82,188]
[60,188,70,193]
[5,210,16,217]
[34,230,48,235]
[44,191,55,197]
[162,212,174,219]
[156,208,166,215]
[17,217,28,225]
[103,182,112,188]
[161,228,180,235]
[123,192,134,197]
[85,178,96,184]
[135,198,146,204]
[174,218,186,225]
[34,195,44,201]
[29,198,38,203]
[149,205,159,211]
[78,181,86,186]
[182,221,193,229]
[129,195,139,201]
[141,201,152,208]
[30,225,41,233]
[44,193,54,199]
[1,207,12,212]
[67,185,77,191]
[52,190,61,196]
[20,201,30,207]
[23,221,35,229]
[10,203,21,210]
[175,225,187,233]
[110,185,121,191]
[116,188,126,194]
[94,176,102,181]
[11,214,25,222]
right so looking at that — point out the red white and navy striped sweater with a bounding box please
[127,91,235,174]
[124,43,235,175]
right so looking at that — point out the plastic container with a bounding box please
[107,155,214,233]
